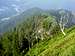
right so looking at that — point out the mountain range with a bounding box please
[0,7,75,34]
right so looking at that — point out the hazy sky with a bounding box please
[0,0,75,20]
[29,0,75,10]
[0,0,75,12]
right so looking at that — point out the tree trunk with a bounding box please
[59,16,66,36]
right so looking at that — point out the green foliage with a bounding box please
[43,16,60,35]
[0,14,60,56]
[26,25,75,56]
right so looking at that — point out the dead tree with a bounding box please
[59,11,69,35]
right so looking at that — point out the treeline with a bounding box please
[0,14,60,56]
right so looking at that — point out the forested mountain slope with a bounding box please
[26,26,75,56]
[0,9,75,56]
[0,15,59,56]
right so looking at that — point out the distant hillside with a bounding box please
[0,7,43,34]
[46,9,75,27]
[0,8,17,19]
[0,8,75,34]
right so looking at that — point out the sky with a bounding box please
[32,0,75,10]
[0,0,75,21]
[0,0,75,13]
